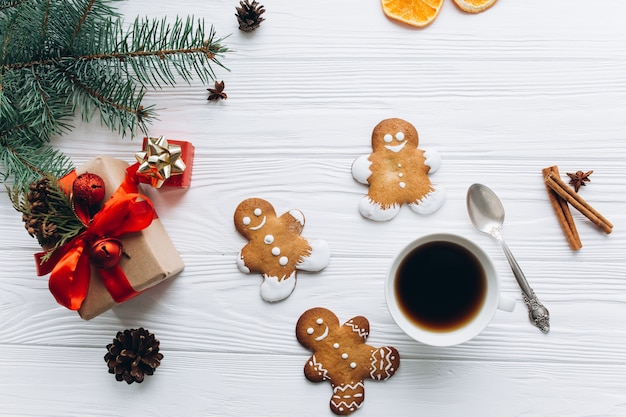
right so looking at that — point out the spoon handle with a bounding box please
[499,240,550,333]
[499,240,533,297]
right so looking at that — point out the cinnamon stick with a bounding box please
[542,166,582,250]
[544,172,613,234]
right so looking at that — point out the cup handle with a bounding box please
[498,294,516,312]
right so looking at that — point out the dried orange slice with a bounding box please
[452,0,498,13]
[381,0,444,28]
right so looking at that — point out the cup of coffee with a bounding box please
[385,233,515,347]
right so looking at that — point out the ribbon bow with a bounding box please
[37,173,155,311]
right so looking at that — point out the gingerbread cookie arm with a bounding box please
[422,148,441,174]
[304,354,330,382]
[351,154,372,185]
[297,238,330,272]
[279,209,305,235]
[236,245,256,273]
[367,346,400,381]
[342,316,370,343]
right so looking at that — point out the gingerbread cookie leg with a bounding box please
[260,272,297,302]
[408,183,446,214]
[358,197,401,221]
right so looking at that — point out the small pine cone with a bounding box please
[235,0,265,32]
[104,328,164,384]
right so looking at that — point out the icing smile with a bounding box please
[385,141,407,153]
[315,326,329,341]
[249,216,267,230]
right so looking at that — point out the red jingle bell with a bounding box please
[73,173,106,208]
[89,238,123,269]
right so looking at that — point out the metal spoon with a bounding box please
[466,183,550,333]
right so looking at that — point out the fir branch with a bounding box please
[0,0,229,191]
[0,141,73,186]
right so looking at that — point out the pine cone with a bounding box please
[22,177,61,248]
[104,328,164,384]
[235,0,265,32]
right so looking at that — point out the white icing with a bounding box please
[236,251,250,273]
[316,318,323,325]
[384,141,406,152]
[359,196,400,221]
[254,208,262,216]
[311,355,329,380]
[423,148,442,173]
[350,362,357,369]
[398,173,403,177]
[408,184,446,215]
[345,321,369,338]
[315,325,329,341]
[333,343,339,349]
[342,353,348,359]
[271,247,280,256]
[264,234,274,244]
[296,239,330,271]
[398,164,402,167]
[307,327,314,335]
[395,131,405,141]
[279,256,288,266]
[383,133,393,143]
[288,209,305,226]
[242,216,251,226]
[351,154,373,185]
[249,216,266,231]
[259,271,296,302]
[399,182,406,189]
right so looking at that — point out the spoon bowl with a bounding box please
[466,183,550,334]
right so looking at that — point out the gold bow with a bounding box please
[135,136,186,188]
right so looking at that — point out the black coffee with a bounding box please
[395,240,486,333]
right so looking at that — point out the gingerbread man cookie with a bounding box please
[296,307,400,415]
[234,198,330,302]
[352,118,446,221]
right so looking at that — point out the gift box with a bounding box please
[134,137,194,188]
[38,156,185,320]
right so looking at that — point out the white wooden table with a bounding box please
[2,1,626,416]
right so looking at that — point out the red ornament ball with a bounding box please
[89,238,123,269]
[73,173,106,207]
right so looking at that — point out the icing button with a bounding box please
[264,235,274,244]
[271,247,281,256]
[279,256,288,266]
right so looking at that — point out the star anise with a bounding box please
[566,170,593,192]
[207,80,227,101]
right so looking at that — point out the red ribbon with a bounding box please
[36,166,155,311]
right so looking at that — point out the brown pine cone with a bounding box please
[22,177,61,248]
[235,0,265,32]
[104,328,164,384]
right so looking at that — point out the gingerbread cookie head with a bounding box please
[351,118,446,221]
[371,117,419,153]
[234,198,330,302]
[296,307,400,415]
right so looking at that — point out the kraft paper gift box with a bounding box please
[38,156,185,320]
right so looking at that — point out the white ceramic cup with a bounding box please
[385,233,515,347]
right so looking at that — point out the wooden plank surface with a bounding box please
[1,1,626,416]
